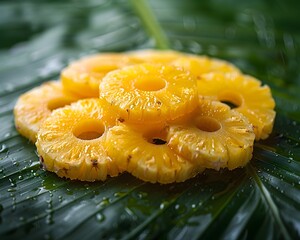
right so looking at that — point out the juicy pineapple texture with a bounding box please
[197,72,276,140]
[99,63,199,123]
[36,99,120,181]
[13,49,277,183]
[105,123,202,184]
[61,53,135,98]
[168,100,255,170]
[14,81,80,142]
[172,55,240,76]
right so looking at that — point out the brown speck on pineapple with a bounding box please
[118,117,125,123]
[91,159,98,168]
[156,101,162,105]
[63,167,68,174]
[196,76,202,80]
[127,155,132,163]
[126,109,130,115]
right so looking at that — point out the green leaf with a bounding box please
[1,0,300,239]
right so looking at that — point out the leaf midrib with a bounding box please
[247,164,292,240]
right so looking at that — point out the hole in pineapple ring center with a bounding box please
[47,98,72,111]
[218,91,243,109]
[73,119,105,140]
[195,116,221,132]
[144,128,168,145]
[134,76,166,91]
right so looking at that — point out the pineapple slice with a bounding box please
[14,81,80,142]
[168,100,255,170]
[172,55,240,76]
[61,53,135,98]
[127,49,184,63]
[105,123,201,184]
[197,72,276,140]
[99,63,198,123]
[36,99,120,181]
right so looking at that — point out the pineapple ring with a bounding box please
[36,99,121,181]
[61,53,136,98]
[197,72,276,140]
[105,123,202,184]
[171,55,240,76]
[14,81,80,142]
[99,63,199,123]
[168,100,255,170]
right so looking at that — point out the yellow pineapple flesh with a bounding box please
[13,50,277,183]
[171,55,240,76]
[168,100,255,170]
[36,99,120,181]
[14,81,80,142]
[105,123,201,184]
[127,49,184,64]
[99,63,199,123]
[61,53,135,98]
[197,72,276,140]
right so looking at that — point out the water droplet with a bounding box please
[98,198,110,208]
[18,175,23,180]
[174,204,187,214]
[7,188,16,192]
[114,192,126,198]
[9,178,16,188]
[96,213,105,223]
[137,191,148,199]
[13,162,20,167]
[19,216,25,221]
[160,201,168,209]
[0,144,8,153]
[66,188,73,195]
[4,132,11,138]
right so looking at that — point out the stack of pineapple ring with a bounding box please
[14,50,276,184]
